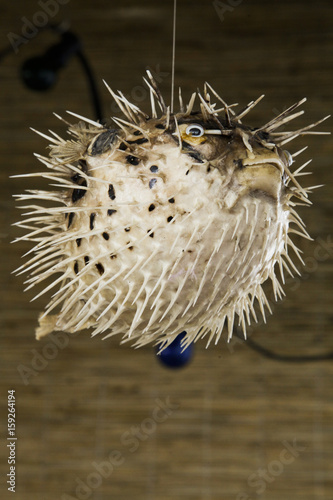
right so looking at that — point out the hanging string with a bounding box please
[171,0,177,113]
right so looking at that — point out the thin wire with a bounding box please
[245,337,333,362]
[76,49,103,121]
[0,25,103,122]
[234,331,333,362]
[170,0,177,114]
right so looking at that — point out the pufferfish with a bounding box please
[13,71,329,350]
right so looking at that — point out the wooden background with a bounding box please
[1,1,332,499]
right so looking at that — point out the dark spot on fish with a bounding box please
[155,123,165,129]
[79,159,88,173]
[128,246,133,251]
[149,204,155,212]
[74,261,79,274]
[118,142,127,151]
[95,263,104,275]
[185,170,189,175]
[149,178,157,189]
[181,140,192,149]
[90,213,96,230]
[124,227,130,232]
[71,173,81,184]
[147,229,154,238]
[71,174,87,203]
[168,197,175,203]
[167,216,173,223]
[188,250,193,253]
[72,187,86,203]
[127,137,148,145]
[110,254,117,259]
[68,212,74,228]
[150,165,158,173]
[76,238,82,247]
[84,256,90,265]
[102,232,109,240]
[234,159,244,170]
[182,141,204,163]
[257,130,270,141]
[108,184,116,200]
[188,152,204,163]
[126,155,140,166]
[90,129,118,156]
[207,166,211,173]
[107,209,117,216]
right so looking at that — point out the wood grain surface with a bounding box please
[0,1,332,499]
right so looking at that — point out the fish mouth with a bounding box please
[241,156,285,177]
[236,156,286,202]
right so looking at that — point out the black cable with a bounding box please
[76,49,103,122]
[1,24,103,121]
[0,23,65,63]
[234,331,333,362]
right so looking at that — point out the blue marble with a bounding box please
[157,332,194,368]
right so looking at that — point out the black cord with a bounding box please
[76,49,103,122]
[234,331,333,362]
[1,24,103,121]
[0,23,65,63]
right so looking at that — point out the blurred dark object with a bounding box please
[158,331,194,368]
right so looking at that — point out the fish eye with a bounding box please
[186,124,205,137]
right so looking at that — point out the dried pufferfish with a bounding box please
[14,72,329,350]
